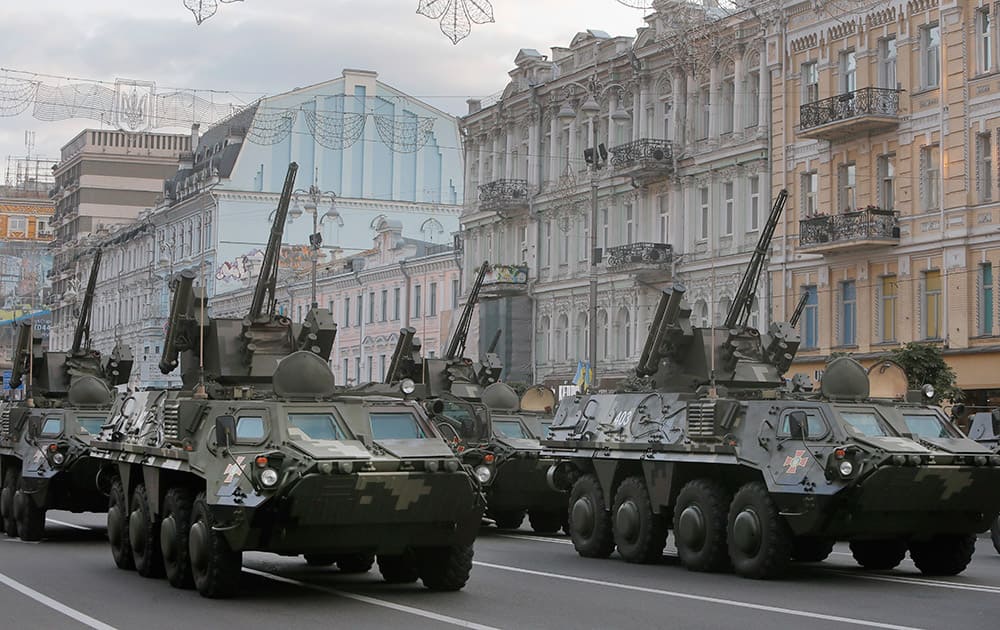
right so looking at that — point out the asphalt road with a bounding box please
[2,512,999,629]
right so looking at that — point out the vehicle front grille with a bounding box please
[686,401,717,438]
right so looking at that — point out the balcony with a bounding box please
[478,179,529,215]
[799,207,900,253]
[799,87,901,141]
[609,139,674,183]
[480,264,529,297]
[605,242,673,277]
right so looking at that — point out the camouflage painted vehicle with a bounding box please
[90,163,483,598]
[0,250,132,541]
[362,262,566,533]
[966,409,1000,552]
[542,190,1000,579]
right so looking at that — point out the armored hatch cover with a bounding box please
[520,386,556,413]
[273,351,336,399]
[820,357,870,401]
[867,360,908,399]
[67,375,114,407]
[482,382,519,411]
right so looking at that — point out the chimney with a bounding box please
[190,123,200,151]
[467,99,482,115]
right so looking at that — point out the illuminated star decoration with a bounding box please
[184,0,244,25]
[417,0,495,45]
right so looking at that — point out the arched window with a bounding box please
[616,307,632,359]
[746,51,761,128]
[575,311,588,361]
[656,74,673,141]
[721,60,736,135]
[556,313,569,361]
[598,309,610,359]
[717,296,732,327]
[537,316,551,364]
[695,299,709,328]
[750,296,760,330]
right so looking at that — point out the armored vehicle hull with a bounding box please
[544,391,1000,578]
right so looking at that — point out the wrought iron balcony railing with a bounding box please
[606,242,673,272]
[799,206,900,251]
[799,87,901,139]
[478,179,529,212]
[609,139,674,172]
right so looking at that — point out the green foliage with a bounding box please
[889,342,963,403]
[618,369,653,393]
[505,382,529,397]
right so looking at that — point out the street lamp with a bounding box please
[290,184,341,309]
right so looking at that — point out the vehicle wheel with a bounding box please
[337,553,375,573]
[991,515,1000,555]
[2,471,20,537]
[491,510,525,530]
[0,470,8,535]
[849,539,907,570]
[304,554,336,567]
[568,474,614,558]
[415,544,474,591]
[612,476,666,564]
[189,491,242,598]
[14,483,45,542]
[160,487,194,588]
[909,534,976,576]
[129,484,164,578]
[528,509,563,534]
[727,481,793,579]
[791,537,835,562]
[107,477,134,570]
[673,478,730,572]
[377,551,418,583]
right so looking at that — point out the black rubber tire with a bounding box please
[528,509,563,534]
[791,537,835,562]
[337,553,375,573]
[2,471,20,537]
[568,474,615,558]
[189,492,242,598]
[160,487,195,588]
[849,539,907,570]
[673,478,731,572]
[909,534,977,576]
[612,476,666,564]
[415,544,474,591]
[0,469,8,535]
[377,551,419,583]
[14,484,45,542]
[108,478,134,570]
[304,554,336,567]
[491,510,525,530]
[129,484,165,578]
[727,482,793,579]
[991,515,1000,555]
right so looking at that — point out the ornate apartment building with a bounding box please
[771,0,1000,403]
[461,1,774,387]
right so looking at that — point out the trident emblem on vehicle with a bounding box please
[223,456,246,484]
[783,450,809,474]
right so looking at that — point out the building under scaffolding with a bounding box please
[2,155,57,199]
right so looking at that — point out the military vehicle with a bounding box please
[966,409,1000,552]
[0,249,133,541]
[542,189,1000,579]
[91,162,483,598]
[365,262,566,533]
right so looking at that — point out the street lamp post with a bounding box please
[290,184,341,310]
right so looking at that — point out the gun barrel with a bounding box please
[9,322,33,389]
[790,291,810,327]
[71,249,102,355]
[248,162,298,321]
[724,189,788,329]
[445,261,490,360]
[159,270,197,374]
[385,327,416,384]
[487,329,502,354]
[638,284,685,376]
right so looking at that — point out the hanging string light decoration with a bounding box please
[417,0,495,45]
[614,1,654,7]
[248,107,437,153]
[244,109,296,145]
[184,0,244,25]
[302,111,367,149]
[0,77,39,116]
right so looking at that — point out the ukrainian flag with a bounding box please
[574,361,592,389]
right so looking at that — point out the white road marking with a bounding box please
[829,571,1000,594]
[46,518,91,531]
[473,561,925,630]
[3,538,39,544]
[495,533,572,545]
[243,568,500,630]
[0,571,117,630]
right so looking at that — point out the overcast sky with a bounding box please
[0,0,651,161]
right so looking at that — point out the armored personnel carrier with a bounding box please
[364,262,566,533]
[543,190,1000,578]
[966,409,1000,552]
[91,163,483,598]
[0,250,133,541]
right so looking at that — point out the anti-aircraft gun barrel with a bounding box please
[724,189,788,330]
[790,291,809,328]
[159,269,197,374]
[445,261,489,360]
[637,284,685,377]
[385,327,416,384]
[487,328,502,354]
[71,249,102,355]
[248,162,298,322]
[9,321,33,389]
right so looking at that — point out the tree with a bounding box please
[889,342,963,403]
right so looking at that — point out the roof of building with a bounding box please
[0,202,54,215]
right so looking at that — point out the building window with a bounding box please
[878,154,895,210]
[978,132,993,202]
[880,275,897,342]
[802,62,819,104]
[878,37,897,89]
[748,176,760,231]
[560,222,570,263]
[802,286,818,348]
[380,289,388,321]
[343,358,349,383]
[328,299,334,315]
[541,220,551,267]
[840,280,856,346]
[413,285,422,318]
[840,50,857,93]
[980,263,994,336]
[624,203,634,244]
[356,293,363,324]
[451,278,459,309]
[393,287,400,320]
[721,66,735,135]
[8,216,27,232]
[354,357,361,384]
[722,182,734,235]
[923,270,942,339]
[429,282,437,316]
[344,296,351,327]
[802,171,819,216]
[579,221,589,262]
[699,85,711,138]
[367,356,373,382]
[297,305,303,323]
[838,163,856,212]
[379,354,387,379]
[368,292,375,323]
[921,145,941,211]
[921,24,941,89]
[747,56,761,128]
[658,194,669,243]
[979,8,993,74]
[600,208,609,251]
[699,186,709,240]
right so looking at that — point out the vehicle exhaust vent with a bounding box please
[0,407,9,438]
[163,400,180,442]
[686,401,717,438]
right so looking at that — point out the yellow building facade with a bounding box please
[771,0,1000,402]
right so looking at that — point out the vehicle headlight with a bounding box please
[318,461,333,475]
[838,460,854,477]
[474,465,492,484]
[922,384,935,399]
[892,454,907,466]
[425,460,440,473]
[52,452,65,465]
[338,460,354,475]
[400,378,416,395]
[260,468,279,487]
[444,459,460,473]
[908,454,922,466]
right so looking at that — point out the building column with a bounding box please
[491,133,501,181]
[504,127,515,180]
[568,117,578,174]
[708,63,721,140]
[631,82,641,140]
[673,69,687,146]
[733,53,745,132]
[477,136,488,190]
[758,44,769,132]
[548,113,560,184]
[527,113,539,188]
[686,74,699,144]
[638,79,649,139]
